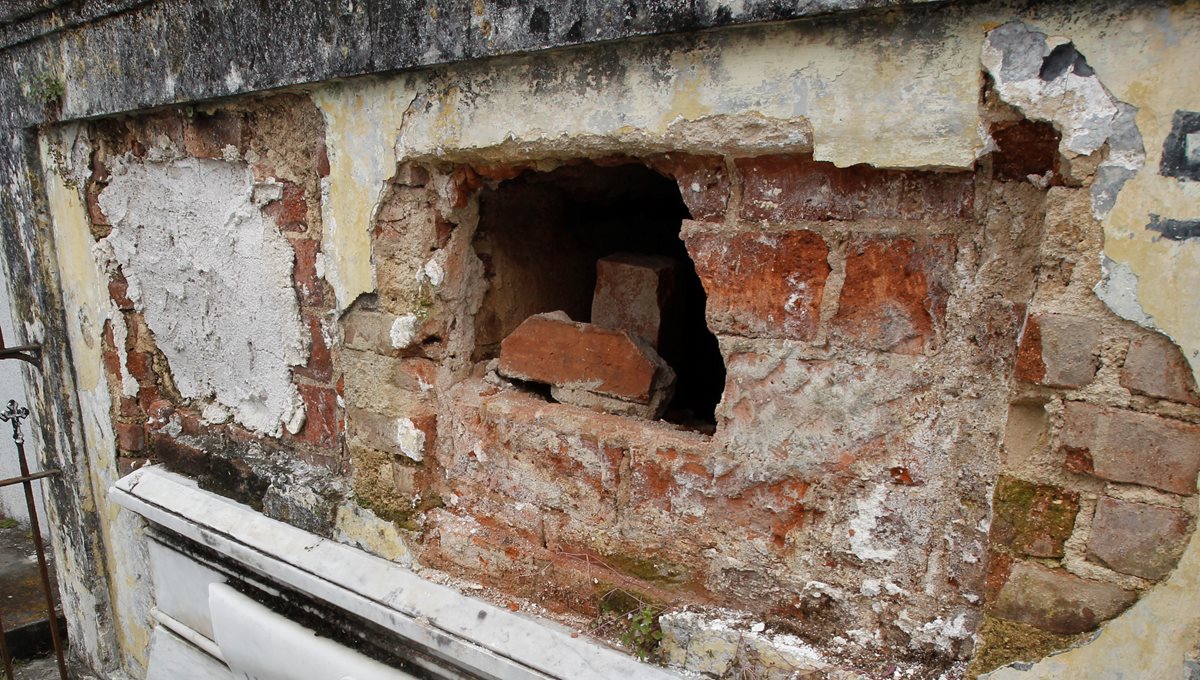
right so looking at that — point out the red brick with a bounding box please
[115,421,145,453]
[393,163,430,187]
[831,236,956,354]
[1061,402,1200,495]
[591,253,675,348]
[736,154,973,224]
[101,346,122,384]
[149,433,207,478]
[117,456,151,478]
[990,476,1079,558]
[108,275,135,311]
[645,154,729,222]
[1087,496,1190,580]
[990,120,1062,184]
[294,315,333,383]
[291,238,324,307]
[314,140,330,177]
[291,383,341,449]
[86,181,111,237]
[184,111,245,159]
[683,225,829,340]
[1015,313,1101,388]
[264,182,308,233]
[125,350,154,383]
[1121,334,1200,405]
[992,562,1136,634]
[498,313,674,409]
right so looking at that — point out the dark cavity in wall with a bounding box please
[473,161,726,426]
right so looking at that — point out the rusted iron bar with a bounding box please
[0,400,67,680]
[0,468,60,488]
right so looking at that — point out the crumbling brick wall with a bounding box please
[79,58,1198,680]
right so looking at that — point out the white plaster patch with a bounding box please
[97,156,306,437]
[389,315,420,349]
[108,303,139,398]
[395,417,426,462]
[847,484,897,563]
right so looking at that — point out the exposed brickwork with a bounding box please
[264,182,308,232]
[294,314,332,382]
[1086,497,1190,580]
[1121,334,1200,405]
[737,154,973,224]
[1061,402,1200,495]
[992,562,1136,634]
[291,238,325,308]
[831,236,956,354]
[1014,313,1101,388]
[990,476,1079,558]
[684,225,829,340]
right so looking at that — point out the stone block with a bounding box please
[1087,496,1190,580]
[683,224,829,340]
[591,252,675,348]
[1015,313,1102,388]
[992,562,1136,634]
[990,476,1079,558]
[1061,402,1200,495]
[1120,334,1200,405]
[831,236,956,354]
[736,154,973,224]
[497,313,675,418]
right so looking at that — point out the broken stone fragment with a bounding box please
[497,312,676,419]
[591,252,675,349]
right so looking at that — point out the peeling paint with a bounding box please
[313,79,418,312]
[98,157,305,436]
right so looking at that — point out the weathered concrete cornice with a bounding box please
[0,0,948,129]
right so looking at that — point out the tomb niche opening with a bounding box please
[472,161,725,430]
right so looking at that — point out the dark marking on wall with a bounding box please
[1148,214,1200,241]
[1160,110,1200,181]
[529,7,551,38]
[1039,42,1094,81]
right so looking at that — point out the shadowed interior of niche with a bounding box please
[472,161,726,427]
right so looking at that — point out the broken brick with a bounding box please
[291,383,341,449]
[684,225,829,340]
[108,275,135,311]
[737,154,973,224]
[497,313,675,418]
[115,421,145,453]
[1061,402,1200,495]
[1087,496,1190,580]
[291,238,325,307]
[1120,334,1200,405]
[992,562,1136,634]
[294,314,333,383]
[831,236,956,354]
[264,182,308,232]
[1015,313,1101,388]
[591,252,675,349]
[645,154,730,222]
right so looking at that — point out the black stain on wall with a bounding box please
[1148,214,1200,241]
[1160,110,1200,181]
